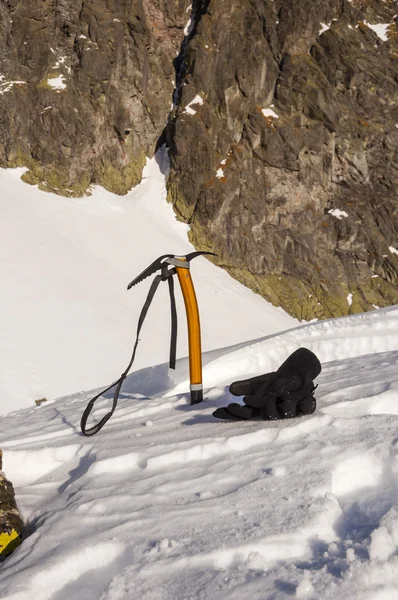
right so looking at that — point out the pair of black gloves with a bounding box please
[213,348,321,421]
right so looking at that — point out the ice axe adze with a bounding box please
[80,251,215,436]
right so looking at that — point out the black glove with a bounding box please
[213,348,321,421]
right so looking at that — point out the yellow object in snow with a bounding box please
[0,527,21,557]
[175,258,203,404]
[0,451,23,559]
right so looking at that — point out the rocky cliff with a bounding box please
[1,0,398,320]
[167,0,398,320]
[0,0,190,194]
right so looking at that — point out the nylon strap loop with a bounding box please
[80,269,177,436]
[168,275,177,369]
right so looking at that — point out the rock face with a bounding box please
[167,0,398,320]
[0,450,23,558]
[1,0,398,320]
[0,0,190,195]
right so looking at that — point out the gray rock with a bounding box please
[0,0,190,195]
[167,0,398,319]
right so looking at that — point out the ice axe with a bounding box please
[80,251,215,436]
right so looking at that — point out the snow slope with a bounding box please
[2,307,398,599]
[3,153,398,599]
[0,152,295,414]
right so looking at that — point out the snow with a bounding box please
[3,153,398,598]
[3,306,398,598]
[0,80,26,95]
[184,94,203,115]
[347,293,353,306]
[47,75,66,91]
[262,108,279,119]
[216,167,224,178]
[363,21,390,41]
[296,575,315,598]
[328,208,348,220]
[319,22,331,36]
[184,16,193,36]
[0,153,295,414]
[52,56,71,75]
[389,246,398,255]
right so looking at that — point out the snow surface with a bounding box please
[328,208,348,220]
[47,75,66,91]
[0,154,295,414]
[262,108,279,119]
[319,22,331,36]
[184,95,204,115]
[3,305,398,599]
[363,21,390,41]
[3,153,398,599]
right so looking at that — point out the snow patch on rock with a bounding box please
[184,95,203,115]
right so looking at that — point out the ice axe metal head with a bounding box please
[127,251,215,290]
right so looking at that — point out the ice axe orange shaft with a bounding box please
[173,257,203,404]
